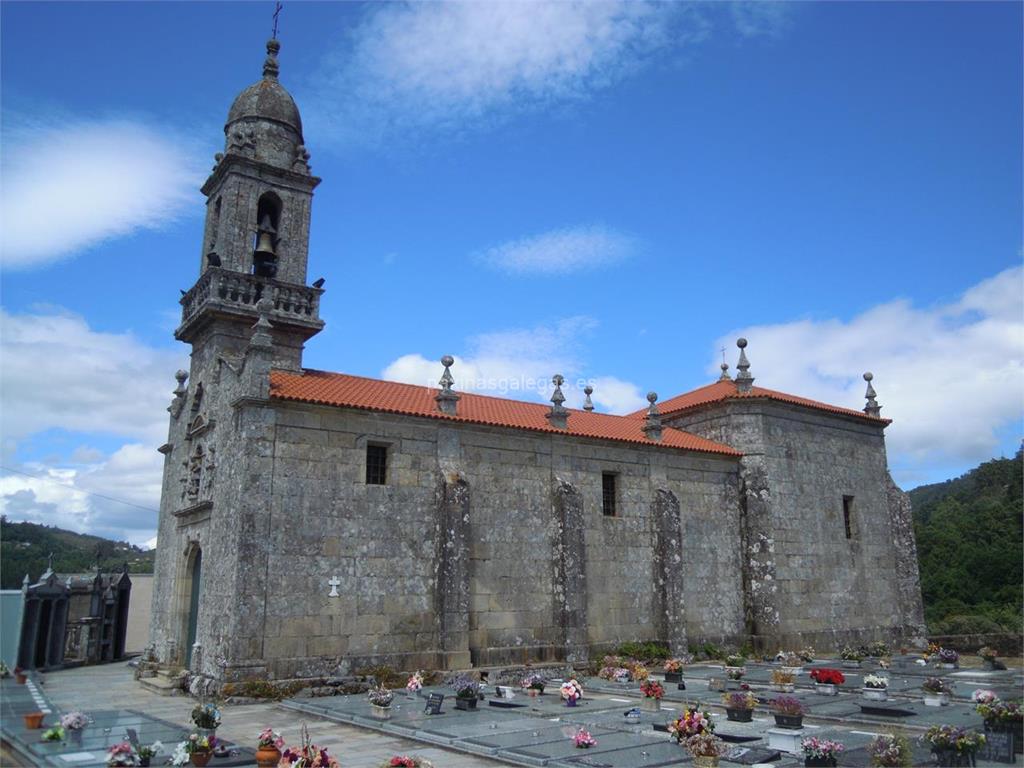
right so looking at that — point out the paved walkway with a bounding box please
[39,662,504,767]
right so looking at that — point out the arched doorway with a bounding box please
[184,548,202,667]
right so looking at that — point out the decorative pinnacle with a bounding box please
[735,337,754,393]
[547,374,568,428]
[719,362,731,382]
[435,355,460,415]
[263,38,281,79]
[173,369,189,397]
[583,385,595,412]
[642,391,662,441]
[249,296,274,349]
[863,371,882,418]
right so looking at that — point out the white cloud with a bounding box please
[715,266,1024,484]
[0,118,205,268]
[382,315,647,414]
[475,225,636,275]
[0,444,162,545]
[0,307,186,543]
[305,1,710,147]
[0,307,186,445]
[730,1,791,39]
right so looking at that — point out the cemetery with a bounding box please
[2,645,1021,766]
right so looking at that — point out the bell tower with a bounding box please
[176,38,323,371]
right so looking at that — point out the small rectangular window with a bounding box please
[602,473,617,517]
[366,444,388,485]
[842,495,854,539]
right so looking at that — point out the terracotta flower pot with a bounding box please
[191,749,212,767]
[23,712,45,729]
[15,673,27,685]
[255,746,281,767]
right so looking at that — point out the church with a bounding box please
[149,38,925,688]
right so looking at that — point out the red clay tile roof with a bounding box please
[270,369,741,456]
[629,380,891,424]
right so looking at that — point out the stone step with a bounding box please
[138,674,182,696]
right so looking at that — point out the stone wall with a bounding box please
[152,373,747,681]
[666,400,925,651]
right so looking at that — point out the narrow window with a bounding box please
[366,444,388,485]
[602,473,617,517]
[842,495,854,539]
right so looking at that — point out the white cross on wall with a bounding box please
[328,575,340,598]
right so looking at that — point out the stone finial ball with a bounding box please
[737,337,748,349]
[864,372,874,381]
[175,369,189,382]
[441,355,454,368]
[584,385,593,395]
[720,363,729,371]
[647,391,658,403]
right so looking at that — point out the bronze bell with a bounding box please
[253,213,278,277]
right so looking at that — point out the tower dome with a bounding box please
[226,39,303,137]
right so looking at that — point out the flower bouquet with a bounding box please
[406,671,424,696]
[381,757,434,767]
[839,646,863,667]
[136,742,162,767]
[60,711,90,746]
[107,742,138,767]
[922,677,953,707]
[572,728,597,749]
[771,668,796,692]
[190,703,220,731]
[863,674,889,701]
[279,725,340,768]
[560,678,583,706]
[639,679,664,711]
[521,672,546,696]
[801,737,844,767]
[867,733,911,767]
[447,674,481,710]
[936,647,959,668]
[42,726,65,742]
[798,646,816,663]
[684,731,725,767]
[663,657,686,682]
[921,725,985,765]
[184,734,217,768]
[668,706,714,743]
[978,646,999,668]
[0,661,9,678]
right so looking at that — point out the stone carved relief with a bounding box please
[228,127,257,157]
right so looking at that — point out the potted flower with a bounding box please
[15,666,27,685]
[560,678,583,707]
[810,668,844,695]
[279,725,341,768]
[685,732,725,768]
[799,646,816,664]
[406,671,424,698]
[368,685,394,719]
[449,674,481,711]
[0,661,8,679]
[640,680,664,712]
[868,641,891,658]
[255,727,284,767]
[136,742,163,768]
[630,661,650,682]
[381,757,434,767]
[722,691,756,722]
[862,674,889,701]
[23,711,45,730]
[60,711,90,746]
[521,673,546,697]
[978,646,999,670]
[839,646,863,669]
[801,737,844,767]
[921,725,986,767]
[771,668,796,693]
[922,677,953,707]
[572,728,597,749]
[974,690,1023,755]
[771,696,806,729]
[185,734,217,768]
[775,651,802,671]
[867,733,912,767]
[190,703,220,739]
[107,742,138,767]
[663,658,685,683]
[936,647,959,669]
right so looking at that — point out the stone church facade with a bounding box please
[150,40,925,687]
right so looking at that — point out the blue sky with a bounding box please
[1,1,1021,545]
